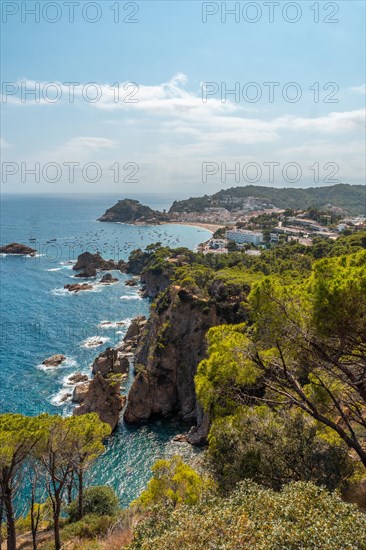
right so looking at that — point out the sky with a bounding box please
[1,0,365,195]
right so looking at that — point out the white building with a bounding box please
[226,229,264,245]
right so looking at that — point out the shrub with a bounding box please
[132,456,214,509]
[207,406,354,492]
[68,486,119,522]
[130,481,366,549]
[62,514,114,540]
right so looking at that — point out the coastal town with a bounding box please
[167,198,366,255]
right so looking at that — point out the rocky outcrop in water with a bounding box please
[74,265,97,278]
[73,252,127,276]
[125,278,137,287]
[100,273,119,284]
[73,252,117,272]
[68,373,88,384]
[72,315,147,430]
[124,282,249,444]
[73,373,125,431]
[64,283,93,293]
[0,242,37,256]
[72,383,89,404]
[98,199,169,224]
[42,354,66,367]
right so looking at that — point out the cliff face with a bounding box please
[140,269,171,298]
[73,316,147,431]
[124,282,249,442]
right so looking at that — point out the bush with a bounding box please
[68,486,119,522]
[130,481,366,549]
[207,407,353,492]
[132,456,214,509]
[62,514,113,540]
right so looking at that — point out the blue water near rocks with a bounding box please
[0,194,210,506]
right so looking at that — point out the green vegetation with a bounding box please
[132,456,213,509]
[0,413,110,550]
[207,407,353,492]
[2,231,366,549]
[130,481,366,549]
[98,199,169,224]
[169,183,366,215]
[68,486,119,522]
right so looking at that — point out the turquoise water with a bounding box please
[0,194,208,506]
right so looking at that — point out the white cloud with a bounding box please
[0,138,11,148]
[2,75,365,192]
[349,84,366,94]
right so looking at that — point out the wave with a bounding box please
[50,389,73,407]
[62,372,90,387]
[50,285,102,296]
[81,335,110,349]
[120,295,142,301]
[50,287,72,296]
[98,320,128,330]
[36,357,77,372]
[0,252,44,258]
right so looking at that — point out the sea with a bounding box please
[0,193,210,507]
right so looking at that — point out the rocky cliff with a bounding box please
[124,280,249,444]
[73,316,147,430]
[73,372,126,430]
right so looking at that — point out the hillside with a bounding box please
[98,199,169,224]
[169,184,366,215]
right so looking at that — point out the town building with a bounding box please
[226,229,264,245]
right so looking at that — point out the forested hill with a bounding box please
[169,184,366,215]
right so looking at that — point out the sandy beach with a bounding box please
[163,221,225,233]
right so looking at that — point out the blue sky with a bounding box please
[1,0,365,194]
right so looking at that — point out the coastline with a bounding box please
[162,221,225,233]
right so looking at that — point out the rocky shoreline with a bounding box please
[41,247,245,445]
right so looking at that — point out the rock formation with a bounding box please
[125,278,137,286]
[73,251,117,272]
[42,354,66,367]
[98,199,169,224]
[91,347,129,377]
[74,265,97,278]
[124,282,249,444]
[68,373,88,384]
[72,383,90,404]
[99,273,119,284]
[140,269,171,298]
[0,242,37,256]
[72,316,146,431]
[73,373,125,431]
[64,283,93,293]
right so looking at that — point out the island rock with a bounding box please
[74,265,97,278]
[42,354,66,367]
[98,199,169,224]
[64,283,93,293]
[0,242,37,256]
[100,273,119,284]
[73,252,117,272]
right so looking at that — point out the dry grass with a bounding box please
[99,529,134,549]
